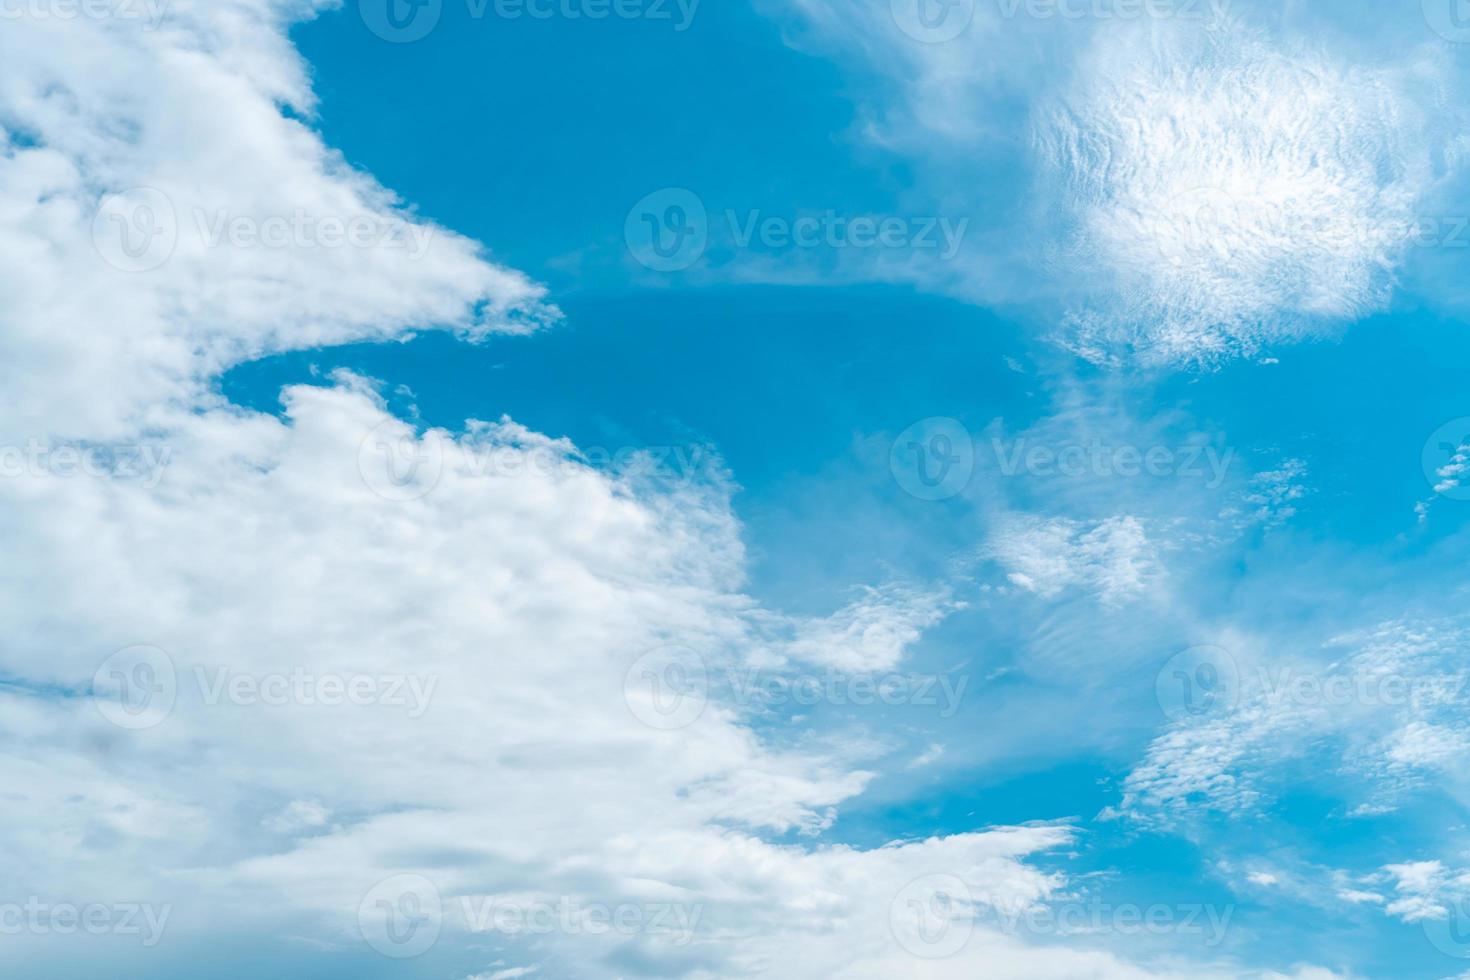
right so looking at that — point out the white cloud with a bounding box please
[771,0,1470,363]
[0,4,1358,978]
[989,514,1162,604]
[1117,620,1470,823]
[780,584,959,672]
[0,0,557,443]
[468,968,540,980]
[1038,20,1454,363]
[1379,860,1470,923]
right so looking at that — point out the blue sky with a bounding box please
[6,1,1470,978]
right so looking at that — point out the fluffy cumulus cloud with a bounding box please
[0,3,1343,979]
